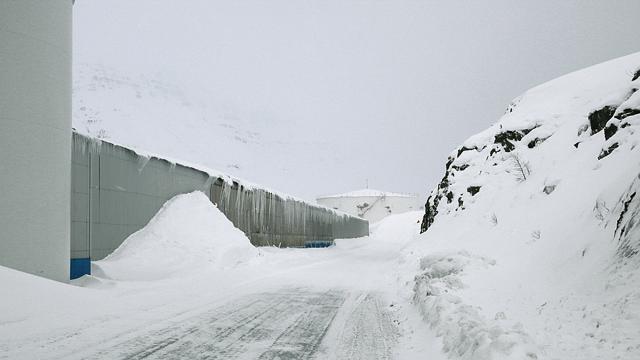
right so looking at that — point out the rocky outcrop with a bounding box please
[588,105,617,135]
[421,56,640,233]
[615,175,640,259]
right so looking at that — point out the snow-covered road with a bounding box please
[69,289,396,360]
[0,210,444,360]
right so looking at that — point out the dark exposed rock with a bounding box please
[457,146,478,157]
[438,175,449,190]
[616,191,638,258]
[588,105,617,135]
[614,108,640,120]
[494,130,524,152]
[458,196,464,208]
[604,123,618,140]
[445,156,455,170]
[528,137,549,149]
[598,142,619,160]
[633,68,640,81]
[467,186,481,196]
[421,173,451,233]
[420,194,437,233]
[543,184,556,195]
[446,191,454,203]
[616,192,636,235]
[451,163,470,171]
[573,142,581,149]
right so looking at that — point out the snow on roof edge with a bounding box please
[316,188,418,199]
[73,131,357,218]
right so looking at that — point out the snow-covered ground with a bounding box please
[403,52,640,360]
[0,193,443,359]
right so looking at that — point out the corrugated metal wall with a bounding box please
[71,133,368,276]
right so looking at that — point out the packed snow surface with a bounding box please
[409,52,640,359]
[0,197,443,359]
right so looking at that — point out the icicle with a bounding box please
[72,131,368,249]
[136,154,151,172]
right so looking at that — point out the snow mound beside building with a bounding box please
[94,191,259,281]
[409,52,640,359]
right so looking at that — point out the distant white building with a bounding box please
[316,189,422,223]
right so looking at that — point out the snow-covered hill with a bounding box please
[72,63,345,201]
[407,52,640,359]
[73,60,406,201]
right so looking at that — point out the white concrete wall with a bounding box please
[317,195,420,223]
[0,1,72,282]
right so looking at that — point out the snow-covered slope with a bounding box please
[73,64,284,188]
[72,63,355,201]
[407,52,640,359]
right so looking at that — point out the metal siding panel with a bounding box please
[70,221,89,258]
[71,134,369,261]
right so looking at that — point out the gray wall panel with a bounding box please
[0,0,71,282]
[71,133,369,263]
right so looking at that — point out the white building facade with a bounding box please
[316,189,421,223]
[0,0,72,282]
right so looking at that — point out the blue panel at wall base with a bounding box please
[70,258,91,279]
[304,241,334,248]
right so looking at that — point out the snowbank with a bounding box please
[0,265,101,325]
[369,211,423,245]
[409,52,640,359]
[412,252,539,360]
[333,211,422,253]
[94,191,259,281]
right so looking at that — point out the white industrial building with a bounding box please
[317,189,421,223]
[0,0,72,282]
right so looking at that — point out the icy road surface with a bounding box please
[0,212,444,359]
[71,289,397,360]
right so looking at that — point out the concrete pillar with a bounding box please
[0,1,72,282]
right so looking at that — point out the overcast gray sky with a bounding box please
[74,1,640,199]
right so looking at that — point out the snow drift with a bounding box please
[408,52,640,359]
[94,191,259,281]
[370,211,424,246]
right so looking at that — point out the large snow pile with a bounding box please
[94,191,259,281]
[406,52,640,359]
